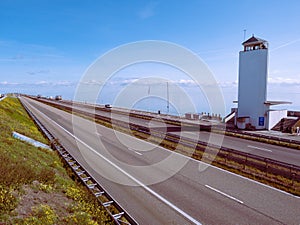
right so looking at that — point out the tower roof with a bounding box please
[242,35,267,46]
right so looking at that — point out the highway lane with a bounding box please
[177,131,300,166]
[38,98,169,129]
[34,97,300,166]
[21,97,300,225]
[22,98,193,224]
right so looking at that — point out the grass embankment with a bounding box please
[0,97,112,224]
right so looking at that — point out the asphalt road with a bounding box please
[177,131,300,166]
[21,97,300,225]
[38,98,300,166]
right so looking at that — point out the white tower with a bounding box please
[236,36,269,129]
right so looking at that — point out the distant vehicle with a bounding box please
[55,95,62,100]
[105,104,112,108]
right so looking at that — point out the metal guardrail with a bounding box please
[225,129,300,147]
[19,98,138,225]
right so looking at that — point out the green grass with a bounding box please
[0,97,48,144]
[0,97,112,224]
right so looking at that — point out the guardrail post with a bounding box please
[291,172,295,188]
[265,159,269,178]
[243,155,247,171]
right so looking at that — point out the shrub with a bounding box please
[21,204,58,225]
[63,211,98,225]
[0,185,18,213]
[0,152,55,188]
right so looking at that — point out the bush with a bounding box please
[0,185,18,214]
[63,211,98,225]
[20,204,58,225]
[0,185,18,213]
[0,152,55,188]
[65,185,112,224]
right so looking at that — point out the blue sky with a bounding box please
[1,0,300,114]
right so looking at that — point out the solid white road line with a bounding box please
[24,99,202,225]
[134,151,143,156]
[205,185,244,204]
[95,131,102,136]
[247,145,272,152]
[128,148,143,156]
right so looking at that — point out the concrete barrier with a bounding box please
[12,131,51,150]
[0,95,7,102]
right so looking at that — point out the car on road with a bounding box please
[55,95,62,100]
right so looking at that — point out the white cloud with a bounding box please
[0,80,75,87]
[35,81,74,86]
[35,81,49,85]
[40,76,296,91]
[268,77,300,85]
[32,80,76,87]
[81,80,103,85]
[218,81,238,88]
[55,81,74,86]
[100,77,239,88]
[177,79,195,85]
[119,78,139,85]
[0,81,20,85]
[269,69,286,75]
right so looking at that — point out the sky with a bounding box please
[1,0,300,115]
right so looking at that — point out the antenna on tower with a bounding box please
[243,29,247,40]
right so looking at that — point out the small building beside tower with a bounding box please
[235,35,291,130]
